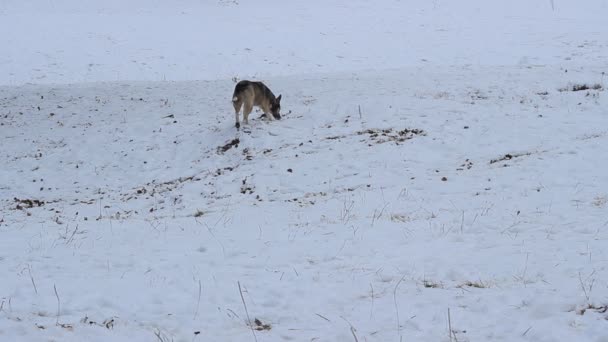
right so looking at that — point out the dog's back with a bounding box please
[232,80,275,106]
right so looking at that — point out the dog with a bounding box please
[231,80,282,130]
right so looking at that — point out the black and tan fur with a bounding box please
[232,80,282,130]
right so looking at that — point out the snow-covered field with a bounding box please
[2,1,608,341]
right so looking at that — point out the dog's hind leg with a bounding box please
[242,99,254,125]
[232,98,242,130]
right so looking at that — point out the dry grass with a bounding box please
[592,196,607,208]
[559,83,603,92]
[576,303,607,315]
[390,213,410,223]
[422,280,443,289]
[458,280,489,289]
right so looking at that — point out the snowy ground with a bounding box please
[2,0,607,85]
[2,1,608,342]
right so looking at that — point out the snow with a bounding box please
[2,0,607,85]
[1,1,608,341]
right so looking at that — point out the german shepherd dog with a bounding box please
[232,80,282,130]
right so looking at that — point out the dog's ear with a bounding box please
[276,94,282,103]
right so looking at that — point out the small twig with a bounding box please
[393,275,406,336]
[193,279,202,320]
[340,316,359,342]
[54,284,60,325]
[460,211,465,233]
[358,105,362,119]
[98,196,103,220]
[154,328,169,342]
[315,313,331,322]
[447,308,453,342]
[27,265,38,295]
[578,271,596,303]
[522,326,532,336]
[238,282,257,342]
[203,222,226,258]
[521,253,529,287]
[66,224,79,245]
[350,326,360,342]
[227,308,240,318]
[369,283,375,319]
[340,198,355,224]
[371,203,389,227]
[578,272,589,302]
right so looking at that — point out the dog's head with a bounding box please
[270,94,282,120]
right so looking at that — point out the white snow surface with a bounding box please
[2,1,608,341]
[1,0,608,85]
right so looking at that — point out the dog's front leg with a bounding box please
[263,112,274,121]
